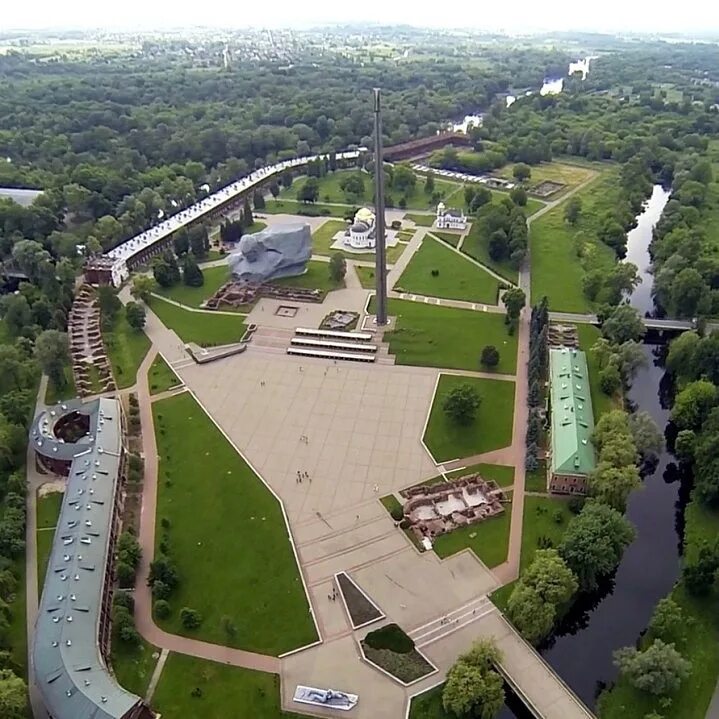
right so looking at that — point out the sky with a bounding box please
[1,0,719,35]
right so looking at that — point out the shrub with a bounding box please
[113,592,135,614]
[480,345,500,368]
[116,562,136,588]
[390,505,404,522]
[430,269,439,277]
[154,600,171,619]
[180,607,203,629]
[364,623,414,654]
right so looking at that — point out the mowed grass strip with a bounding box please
[370,297,517,374]
[273,259,344,293]
[423,374,515,463]
[153,393,317,655]
[149,297,246,347]
[155,265,229,308]
[152,653,306,719]
[530,171,618,312]
[433,499,511,568]
[103,312,151,389]
[394,236,500,305]
[36,491,63,595]
[111,637,158,698]
[148,354,182,396]
[430,230,462,248]
[461,222,518,285]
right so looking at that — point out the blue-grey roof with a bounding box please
[31,397,145,719]
[30,399,96,462]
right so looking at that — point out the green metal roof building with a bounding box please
[548,347,596,493]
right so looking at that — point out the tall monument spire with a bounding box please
[373,88,388,326]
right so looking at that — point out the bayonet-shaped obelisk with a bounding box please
[373,88,388,326]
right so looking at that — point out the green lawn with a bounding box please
[491,496,574,610]
[530,171,618,312]
[496,161,596,191]
[394,236,500,305]
[461,222,518,285]
[354,265,376,289]
[149,297,246,347]
[281,170,461,211]
[272,260,344,293]
[153,393,317,654]
[112,635,158,697]
[430,230,462,248]
[576,323,618,420]
[409,684,451,719]
[423,374,515,463]
[148,354,182,395]
[525,459,547,493]
[371,298,518,374]
[433,499,511,568]
[404,213,435,227]
[104,312,151,389]
[37,491,63,594]
[152,653,305,719]
[597,499,719,719]
[265,199,346,218]
[155,265,229,308]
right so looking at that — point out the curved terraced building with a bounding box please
[30,397,154,719]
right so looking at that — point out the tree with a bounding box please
[125,302,146,332]
[671,268,706,318]
[0,669,27,719]
[564,196,582,224]
[671,380,718,430]
[253,190,265,210]
[666,331,699,380]
[298,177,320,204]
[152,253,181,288]
[588,461,641,511]
[510,186,528,206]
[507,549,577,643]
[480,345,500,368]
[602,305,646,344]
[339,174,365,200]
[424,172,435,194]
[470,188,493,212]
[392,163,416,194]
[131,275,157,303]
[180,607,202,629]
[674,429,696,463]
[243,197,254,227]
[503,287,526,326]
[442,640,504,719]
[599,364,622,395]
[269,181,280,198]
[558,501,635,592]
[154,600,171,619]
[648,597,685,644]
[188,225,209,258]
[512,163,531,181]
[116,562,136,588]
[34,330,69,389]
[682,543,719,595]
[0,296,32,338]
[443,384,481,425]
[182,254,204,287]
[173,229,190,256]
[328,252,347,283]
[629,411,664,458]
[614,640,691,697]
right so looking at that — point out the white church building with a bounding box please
[345,207,377,249]
[435,201,467,230]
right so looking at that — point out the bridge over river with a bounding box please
[549,311,717,334]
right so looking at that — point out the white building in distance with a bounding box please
[345,207,377,249]
[435,201,467,230]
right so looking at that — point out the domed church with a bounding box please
[345,207,377,249]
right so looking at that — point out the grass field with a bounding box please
[525,459,547,493]
[371,298,517,374]
[530,171,618,312]
[36,491,63,594]
[496,161,596,191]
[264,199,346,218]
[311,219,405,264]
[461,222,518,285]
[155,265,229,308]
[430,230,462,247]
[281,170,462,211]
[354,265,376,289]
[491,496,574,610]
[273,260,344,293]
[597,498,719,719]
[433,498,511,568]
[394,236,500,305]
[112,636,158,697]
[423,374,515,463]
[103,312,151,389]
[149,297,246,347]
[404,213,435,227]
[409,684,451,719]
[152,654,305,719]
[152,393,317,654]
[148,354,182,395]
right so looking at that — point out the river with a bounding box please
[539,185,685,708]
